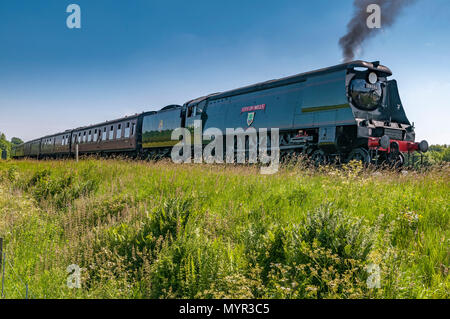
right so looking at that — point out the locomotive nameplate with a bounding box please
[241,104,266,113]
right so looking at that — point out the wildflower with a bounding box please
[402,211,421,224]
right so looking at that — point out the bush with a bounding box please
[301,204,373,262]
[26,168,99,209]
[90,194,133,225]
[149,235,249,298]
[256,205,374,298]
[85,197,194,292]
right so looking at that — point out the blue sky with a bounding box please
[0,0,449,144]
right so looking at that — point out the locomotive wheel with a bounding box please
[310,149,327,167]
[387,151,405,168]
[347,148,371,164]
[387,142,405,168]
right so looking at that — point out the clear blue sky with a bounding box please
[0,0,449,144]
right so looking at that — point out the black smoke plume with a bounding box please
[339,0,416,62]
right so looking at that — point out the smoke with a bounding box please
[339,0,416,62]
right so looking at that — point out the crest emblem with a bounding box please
[247,112,255,126]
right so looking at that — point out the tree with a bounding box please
[11,137,24,145]
[442,147,450,162]
[0,132,11,158]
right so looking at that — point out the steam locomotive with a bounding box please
[11,60,428,166]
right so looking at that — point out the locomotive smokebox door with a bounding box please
[319,126,336,145]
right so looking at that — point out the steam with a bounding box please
[339,0,417,62]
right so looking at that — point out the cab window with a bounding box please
[196,104,203,115]
[187,106,194,117]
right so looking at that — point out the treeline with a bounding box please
[0,132,23,159]
[424,144,450,164]
[404,144,450,166]
[428,144,450,162]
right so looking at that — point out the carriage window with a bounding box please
[117,124,122,139]
[87,131,91,142]
[124,122,130,138]
[82,132,86,143]
[131,123,135,136]
[94,129,98,141]
[102,127,107,140]
[78,133,82,143]
[62,136,65,146]
[109,126,114,140]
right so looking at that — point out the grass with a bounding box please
[0,158,448,299]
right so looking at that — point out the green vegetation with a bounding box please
[428,145,450,164]
[0,133,23,159]
[0,159,448,299]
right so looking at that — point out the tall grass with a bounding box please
[0,159,448,299]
